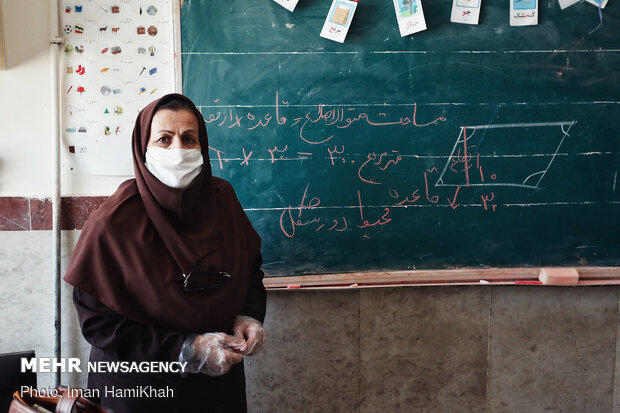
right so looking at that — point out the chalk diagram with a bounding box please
[435,121,576,190]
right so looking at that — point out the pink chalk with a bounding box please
[515,280,543,285]
[538,268,579,286]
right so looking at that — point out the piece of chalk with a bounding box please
[286,285,301,289]
[479,280,490,284]
[538,268,579,286]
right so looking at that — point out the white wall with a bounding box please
[0,230,88,389]
[0,0,128,197]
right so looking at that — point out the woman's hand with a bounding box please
[233,315,266,356]
[180,333,246,376]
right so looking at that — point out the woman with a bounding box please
[64,93,266,413]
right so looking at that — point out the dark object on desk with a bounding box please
[0,350,36,412]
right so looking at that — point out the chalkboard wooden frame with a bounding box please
[177,1,619,287]
[173,0,183,92]
[262,266,620,289]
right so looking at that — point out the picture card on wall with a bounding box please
[320,0,359,43]
[450,0,482,25]
[393,0,427,36]
[510,0,538,26]
[273,0,300,12]
[585,0,609,8]
[558,0,579,9]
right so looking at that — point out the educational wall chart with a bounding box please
[61,0,177,175]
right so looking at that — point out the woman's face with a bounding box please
[147,108,200,149]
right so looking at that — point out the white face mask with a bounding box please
[145,147,204,188]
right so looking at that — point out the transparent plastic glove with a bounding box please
[233,315,266,356]
[179,332,246,376]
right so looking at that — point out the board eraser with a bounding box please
[538,268,579,286]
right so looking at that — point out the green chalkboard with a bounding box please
[180,0,619,276]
